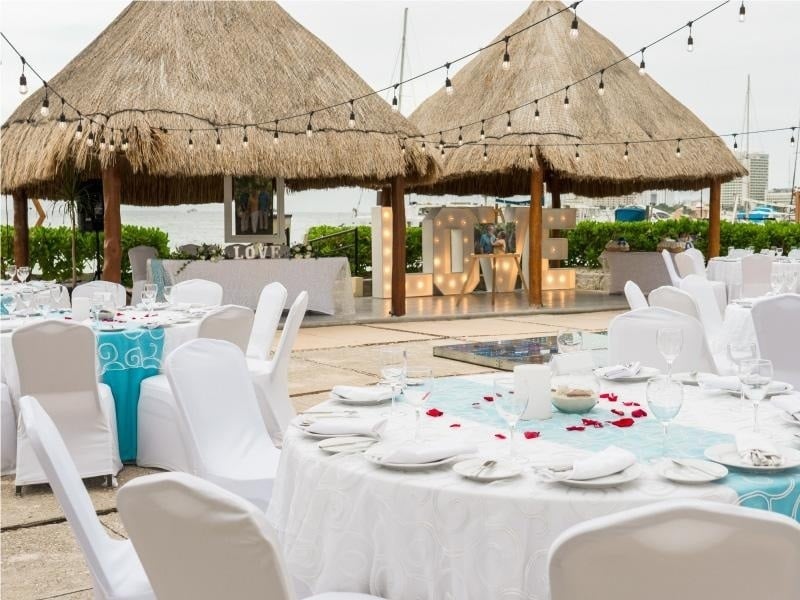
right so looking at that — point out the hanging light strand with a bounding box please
[444,63,453,95]
[348,100,356,128]
[687,21,694,52]
[502,37,511,70]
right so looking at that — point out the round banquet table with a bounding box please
[267,373,800,600]
[0,308,201,461]
[707,257,800,300]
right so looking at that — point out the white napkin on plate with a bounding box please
[595,362,641,380]
[566,446,637,480]
[772,394,800,417]
[697,374,741,392]
[304,418,387,438]
[379,441,477,465]
[735,431,783,466]
[331,385,393,402]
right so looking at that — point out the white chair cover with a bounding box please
[788,248,800,260]
[608,307,717,374]
[660,250,681,287]
[684,248,707,277]
[679,274,724,345]
[72,281,127,308]
[1,383,16,475]
[171,279,223,306]
[752,294,800,388]
[623,281,647,310]
[18,396,153,600]
[249,291,308,444]
[549,499,800,600]
[118,472,384,600]
[674,252,696,278]
[647,286,700,320]
[128,246,157,282]
[247,283,288,361]
[165,338,280,510]
[741,254,772,297]
[12,321,122,486]
[198,305,254,353]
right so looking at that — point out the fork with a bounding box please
[473,460,497,478]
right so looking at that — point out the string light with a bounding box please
[570,5,579,38]
[739,1,746,22]
[687,22,694,52]
[75,114,83,140]
[421,141,427,153]
[188,129,193,150]
[502,36,510,70]
[483,144,488,162]
[675,138,682,158]
[401,140,406,155]
[391,84,399,111]
[18,57,27,94]
[733,134,738,150]
[574,144,580,161]
[458,127,463,146]
[438,131,445,150]
[506,111,512,133]
[348,100,356,128]
[215,128,222,151]
[99,128,106,150]
[597,70,605,96]
[273,121,279,144]
[121,134,129,152]
[623,142,629,161]
[440,146,445,157]
[444,63,453,95]
[86,130,94,147]
[534,100,540,121]
[791,127,796,146]
[40,84,50,117]
[58,98,66,129]
[242,126,249,148]
[306,112,313,138]
[480,120,486,141]
[528,145,534,164]
[108,130,115,152]
[639,48,646,75]
[564,86,570,109]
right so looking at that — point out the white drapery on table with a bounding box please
[707,258,800,300]
[149,258,355,315]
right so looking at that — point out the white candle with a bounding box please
[514,364,552,420]
[71,297,91,322]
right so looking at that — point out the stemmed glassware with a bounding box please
[404,366,433,442]
[379,347,407,417]
[556,330,583,354]
[16,266,30,284]
[36,291,51,319]
[1,293,17,316]
[646,376,684,458]
[727,342,757,408]
[770,270,784,295]
[4,265,16,282]
[493,375,529,464]
[50,286,65,311]
[163,285,174,306]
[142,284,158,316]
[19,289,34,319]
[657,327,683,380]
[91,292,107,330]
[738,358,772,433]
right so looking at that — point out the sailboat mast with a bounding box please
[398,7,409,113]
[744,74,751,206]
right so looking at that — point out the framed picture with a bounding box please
[223,175,286,244]
[474,221,517,255]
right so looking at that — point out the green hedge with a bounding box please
[566,219,800,268]
[0,225,170,286]
[307,225,422,275]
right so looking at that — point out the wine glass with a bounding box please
[19,289,34,319]
[91,292,107,329]
[142,283,158,306]
[379,347,407,417]
[770,270,784,295]
[163,285,174,306]
[4,265,16,282]
[776,247,784,257]
[657,327,683,380]
[556,330,583,354]
[493,375,529,464]
[36,291,51,318]
[646,376,684,458]
[17,266,30,284]
[727,342,757,408]
[1,293,17,316]
[50,285,64,311]
[739,358,772,433]
[404,367,433,442]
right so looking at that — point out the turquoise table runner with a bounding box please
[422,377,800,521]
[97,328,165,462]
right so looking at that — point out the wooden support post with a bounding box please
[101,164,123,283]
[708,179,721,258]
[12,189,29,268]
[390,176,406,317]
[528,168,544,307]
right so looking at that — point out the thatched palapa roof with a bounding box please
[1,1,438,205]
[409,0,746,197]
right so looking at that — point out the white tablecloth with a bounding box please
[707,258,800,300]
[149,257,355,315]
[267,374,799,600]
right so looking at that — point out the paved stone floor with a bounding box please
[0,309,623,599]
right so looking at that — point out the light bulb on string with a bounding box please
[421,141,427,153]
[108,130,115,152]
[739,1,745,22]
[675,139,682,158]
[574,144,580,161]
[623,142,629,161]
[75,114,83,140]
[639,48,647,75]
[687,22,694,52]
[58,99,66,129]
[438,132,445,150]
[483,144,488,162]
[598,70,605,96]
[86,130,95,147]
[19,57,28,94]
[534,100,540,121]
[216,128,222,151]
[188,130,194,150]
[306,113,314,138]
[444,63,453,95]
[242,126,248,148]
[570,5,579,38]
[790,127,796,146]
[458,127,463,146]
[440,146,445,157]
[273,121,279,145]
[480,120,486,141]
[401,140,406,155]
[391,85,399,111]
[121,134,129,152]
[506,112,512,133]
[40,85,50,117]
[528,145,534,164]
[99,128,106,150]
[348,100,356,128]
[502,37,510,70]
[733,134,738,150]
[564,86,570,109]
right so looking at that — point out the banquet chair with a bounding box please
[741,254,772,297]
[128,246,157,305]
[170,278,223,306]
[198,305,255,353]
[677,250,726,309]
[12,321,122,488]
[647,286,700,320]
[788,248,800,260]
[18,396,154,600]
[1,383,16,475]
[608,307,718,374]
[249,291,308,444]
[679,275,724,346]
[548,499,800,600]
[247,282,288,361]
[72,281,127,308]
[673,252,697,278]
[118,472,385,600]
[752,293,800,388]
[623,281,647,310]
[683,248,707,276]
[660,250,682,287]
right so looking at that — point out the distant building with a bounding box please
[764,188,793,207]
[721,152,769,209]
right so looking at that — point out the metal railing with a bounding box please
[308,228,364,276]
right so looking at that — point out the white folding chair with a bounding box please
[171,279,223,306]
[741,254,772,297]
[683,248,707,277]
[198,305,254,353]
[18,396,153,600]
[1,383,16,475]
[128,246,157,305]
[647,286,700,320]
[680,274,724,345]
[752,294,800,388]
[674,252,697,278]
[788,248,800,260]
[623,281,647,310]
[12,321,122,488]
[608,307,717,374]
[118,472,384,600]
[660,250,681,287]
[247,283,288,361]
[73,281,127,308]
[549,500,800,600]
[249,291,308,444]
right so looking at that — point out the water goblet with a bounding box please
[556,329,583,354]
[770,270,784,295]
[1,293,17,316]
[739,358,772,433]
[404,367,433,442]
[776,247,783,257]
[727,342,757,408]
[50,286,64,311]
[91,292,106,329]
[646,376,684,458]
[19,289,34,319]
[379,347,407,417]
[163,285,174,306]
[5,265,16,282]
[17,266,30,284]
[657,327,683,379]
[493,375,529,464]
[36,291,51,319]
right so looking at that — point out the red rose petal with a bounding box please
[494,433,507,439]
[566,425,586,431]
[64,316,72,320]
[483,395,494,402]
[610,417,635,428]
[600,392,618,402]
[581,418,604,428]
[631,408,648,418]
[426,408,444,417]
[449,423,461,428]
[611,408,625,416]
[523,431,541,439]
[623,401,641,407]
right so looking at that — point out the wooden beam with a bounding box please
[32,198,46,227]
[12,189,29,268]
[708,179,721,258]
[528,168,544,307]
[101,164,123,282]
[390,176,406,317]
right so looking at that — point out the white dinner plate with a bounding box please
[593,366,660,383]
[364,444,467,471]
[556,463,642,488]
[453,458,522,482]
[331,391,392,406]
[725,381,793,399]
[97,325,127,332]
[672,372,701,386]
[318,436,378,454]
[657,458,728,484]
[704,443,800,473]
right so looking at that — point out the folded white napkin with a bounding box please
[698,374,741,392]
[331,385,393,402]
[772,394,800,417]
[304,418,387,438]
[735,431,783,466]
[567,446,637,480]
[379,441,477,465]
[595,362,641,380]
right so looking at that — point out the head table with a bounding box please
[267,373,800,600]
